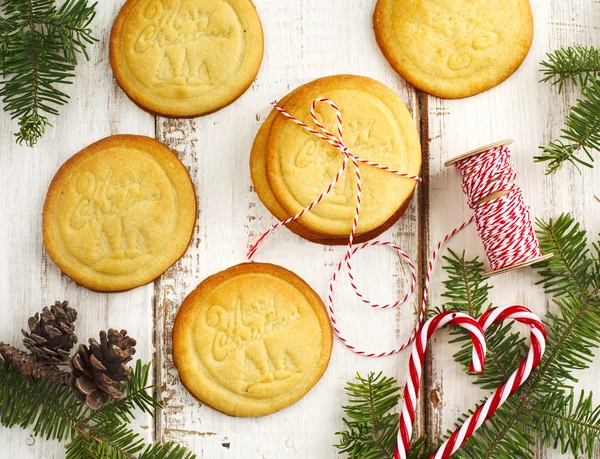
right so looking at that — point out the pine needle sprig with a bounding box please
[138,443,197,459]
[0,0,97,147]
[0,362,85,442]
[534,80,600,173]
[450,398,536,459]
[335,372,433,459]
[535,390,600,456]
[440,214,600,458]
[0,359,196,459]
[89,360,157,426]
[536,46,600,174]
[540,46,600,91]
[436,251,527,390]
[532,214,600,391]
[437,250,492,317]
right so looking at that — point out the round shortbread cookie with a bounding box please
[373,0,534,99]
[265,75,421,237]
[172,262,333,417]
[110,0,264,117]
[250,95,414,245]
[43,135,197,292]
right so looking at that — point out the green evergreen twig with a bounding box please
[336,214,600,458]
[0,359,196,459]
[0,0,97,147]
[536,46,600,174]
[335,372,433,459]
[540,46,600,90]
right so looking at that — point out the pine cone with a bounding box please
[22,301,77,362]
[70,329,136,410]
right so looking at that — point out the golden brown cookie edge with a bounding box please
[172,262,333,417]
[109,0,265,118]
[42,134,197,292]
[373,0,535,99]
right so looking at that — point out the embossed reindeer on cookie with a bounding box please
[206,297,301,387]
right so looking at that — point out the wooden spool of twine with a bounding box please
[445,140,553,277]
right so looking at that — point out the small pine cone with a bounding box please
[22,301,77,362]
[70,329,136,410]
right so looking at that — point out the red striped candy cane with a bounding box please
[396,312,487,459]
[396,305,546,459]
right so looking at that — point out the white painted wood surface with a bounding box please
[0,0,597,458]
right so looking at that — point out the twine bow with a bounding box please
[249,97,547,358]
[248,98,432,356]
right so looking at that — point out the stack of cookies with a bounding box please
[251,75,422,244]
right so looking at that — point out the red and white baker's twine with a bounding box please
[456,146,542,271]
[396,305,546,459]
[247,98,544,357]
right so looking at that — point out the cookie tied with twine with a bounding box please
[249,94,553,360]
[250,75,422,244]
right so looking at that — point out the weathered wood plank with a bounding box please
[2,0,598,458]
[155,0,424,456]
[0,1,155,456]
[425,1,600,457]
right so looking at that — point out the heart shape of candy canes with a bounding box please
[395,305,546,459]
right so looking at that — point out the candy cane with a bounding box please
[396,305,546,459]
[396,312,487,459]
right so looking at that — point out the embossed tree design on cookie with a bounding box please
[71,170,162,261]
[206,297,302,390]
[134,0,233,87]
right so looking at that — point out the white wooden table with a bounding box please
[1,0,599,457]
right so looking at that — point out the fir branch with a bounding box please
[531,214,600,390]
[66,421,147,459]
[90,360,158,425]
[0,359,196,459]
[534,80,600,173]
[536,46,600,174]
[536,391,600,457]
[0,341,71,386]
[0,0,97,146]
[441,214,600,458]
[451,398,536,459]
[138,442,197,459]
[438,252,525,390]
[540,46,600,91]
[0,362,85,441]
[438,250,492,317]
[335,372,433,459]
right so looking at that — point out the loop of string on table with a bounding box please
[247,98,543,357]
